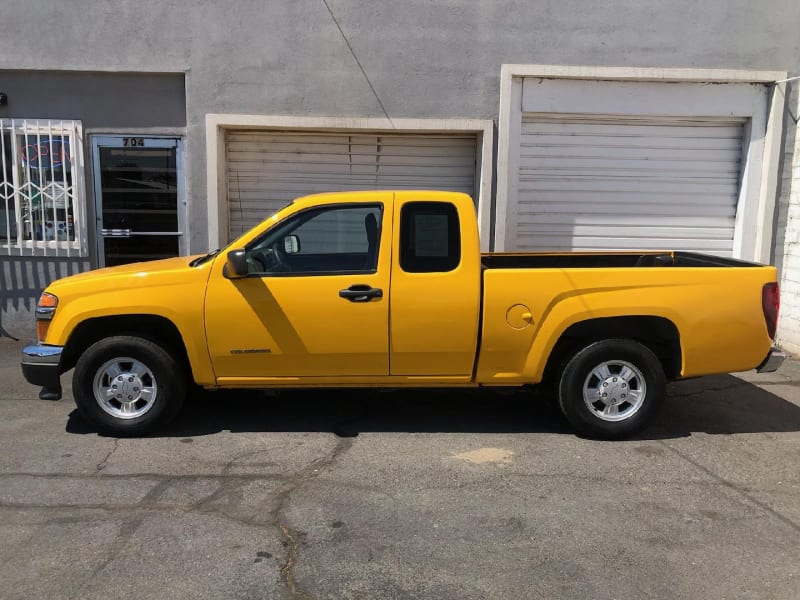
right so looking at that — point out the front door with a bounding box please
[91,136,183,266]
[204,198,392,380]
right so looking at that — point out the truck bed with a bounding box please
[475,249,776,384]
[481,251,762,270]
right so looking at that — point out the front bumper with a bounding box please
[756,347,786,373]
[21,344,64,389]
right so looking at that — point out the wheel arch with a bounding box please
[541,315,683,385]
[61,314,192,376]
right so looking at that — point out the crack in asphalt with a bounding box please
[271,437,355,600]
[1,436,356,600]
[0,471,289,481]
[3,466,797,510]
[95,438,120,472]
[70,478,173,599]
[657,440,800,534]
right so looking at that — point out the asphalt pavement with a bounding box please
[1,337,799,599]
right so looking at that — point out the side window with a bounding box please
[400,202,460,273]
[246,204,382,275]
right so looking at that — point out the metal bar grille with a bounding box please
[0,119,85,256]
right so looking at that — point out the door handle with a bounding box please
[339,284,383,303]
[101,228,132,238]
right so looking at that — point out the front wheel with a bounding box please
[73,336,186,435]
[558,339,666,439]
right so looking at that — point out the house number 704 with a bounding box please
[122,138,145,147]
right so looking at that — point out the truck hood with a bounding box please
[87,256,200,277]
[46,255,207,295]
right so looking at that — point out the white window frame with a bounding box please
[0,119,87,257]
[496,65,788,261]
[205,114,495,251]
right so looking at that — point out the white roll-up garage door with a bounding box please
[225,131,477,239]
[515,116,745,256]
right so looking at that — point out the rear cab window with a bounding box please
[399,202,461,273]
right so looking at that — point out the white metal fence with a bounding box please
[0,119,86,257]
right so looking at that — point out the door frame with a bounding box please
[203,115,494,251]
[90,135,186,267]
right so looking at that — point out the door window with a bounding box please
[246,204,382,275]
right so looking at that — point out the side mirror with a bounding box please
[284,234,300,254]
[224,249,248,279]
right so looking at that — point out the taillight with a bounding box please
[762,282,779,339]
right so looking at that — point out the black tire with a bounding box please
[558,339,665,439]
[72,336,187,435]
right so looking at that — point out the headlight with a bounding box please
[35,292,58,342]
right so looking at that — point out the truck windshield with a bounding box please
[190,200,295,267]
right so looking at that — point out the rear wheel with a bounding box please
[558,339,665,439]
[73,336,186,435]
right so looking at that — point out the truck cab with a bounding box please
[205,190,482,384]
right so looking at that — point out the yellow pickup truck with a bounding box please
[21,190,784,438]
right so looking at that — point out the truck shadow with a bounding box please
[65,373,800,440]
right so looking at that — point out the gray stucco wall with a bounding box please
[0,0,798,339]
[1,257,90,339]
[2,0,796,252]
[0,71,186,130]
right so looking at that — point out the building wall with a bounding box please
[0,71,185,338]
[771,84,799,274]
[1,256,90,338]
[776,86,800,353]
[1,0,799,344]
[2,0,796,251]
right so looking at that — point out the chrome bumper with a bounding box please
[21,344,64,392]
[756,347,786,373]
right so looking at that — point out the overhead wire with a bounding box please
[320,0,395,128]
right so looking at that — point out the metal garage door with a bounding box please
[515,116,745,255]
[226,131,477,238]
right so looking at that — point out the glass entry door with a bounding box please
[92,136,183,267]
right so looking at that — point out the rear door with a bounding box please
[389,192,482,377]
